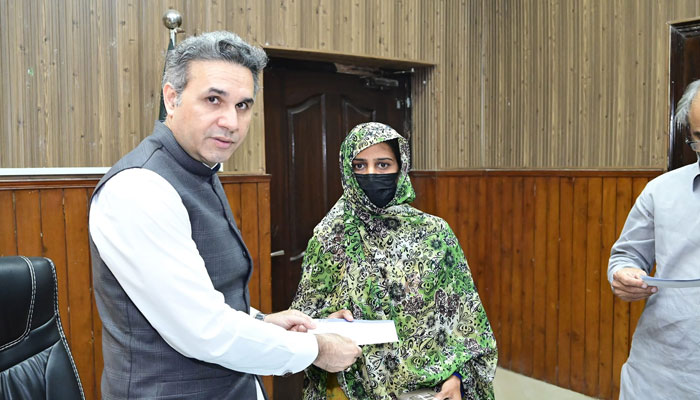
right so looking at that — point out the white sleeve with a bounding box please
[89,168,318,375]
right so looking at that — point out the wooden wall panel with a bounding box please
[532,176,547,381]
[584,177,602,395]
[598,177,617,398]
[510,177,524,374]
[612,178,632,397]
[410,169,660,400]
[558,177,574,388]
[0,175,272,400]
[544,176,560,384]
[4,0,700,171]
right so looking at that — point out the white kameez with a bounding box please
[609,161,700,400]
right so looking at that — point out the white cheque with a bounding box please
[641,275,700,288]
[308,319,399,346]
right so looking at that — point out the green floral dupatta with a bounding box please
[291,123,497,400]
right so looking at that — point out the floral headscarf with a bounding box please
[291,122,497,400]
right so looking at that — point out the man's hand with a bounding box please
[312,333,362,372]
[612,267,657,301]
[264,309,316,332]
[434,374,461,400]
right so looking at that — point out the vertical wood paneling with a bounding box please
[457,177,471,283]
[240,182,260,308]
[39,189,71,339]
[0,192,17,255]
[476,177,488,323]
[571,178,588,393]
[1,171,663,399]
[532,177,547,381]
[510,177,524,373]
[584,177,602,395]
[520,177,535,376]
[409,173,435,220]
[63,188,96,399]
[486,177,502,343]
[225,183,243,227]
[15,190,42,256]
[0,175,272,400]
[256,182,272,314]
[557,177,573,388]
[409,170,660,399]
[5,0,700,171]
[598,177,617,399]
[499,178,514,369]
[544,176,560,384]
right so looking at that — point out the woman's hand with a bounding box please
[434,374,461,400]
[327,309,354,321]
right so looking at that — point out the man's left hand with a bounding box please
[434,375,461,400]
[264,309,317,332]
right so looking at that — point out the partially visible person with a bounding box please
[291,122,497,400]
[89,31,360,400]
[608,79,700,399]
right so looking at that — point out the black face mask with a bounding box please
[355,173,399,208]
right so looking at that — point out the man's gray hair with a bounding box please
[162,31,268,101]
[674,79,700,131]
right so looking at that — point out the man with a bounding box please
[89,31,361,399]
[608,79,700,399]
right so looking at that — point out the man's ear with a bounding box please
[162,83,178,117]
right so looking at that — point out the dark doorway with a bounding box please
[669,19,700,170]
[263,58,411,400]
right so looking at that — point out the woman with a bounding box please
[291,122,497,400]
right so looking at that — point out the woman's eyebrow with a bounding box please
[353,157,394,162]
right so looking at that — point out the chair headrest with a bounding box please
[0,256,56,350]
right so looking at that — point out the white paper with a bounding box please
[641,275,700,288]
[397,388,439,400]
[308,319,399,345]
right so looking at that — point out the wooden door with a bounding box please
[669,19,700,170]
[263,59,410,400]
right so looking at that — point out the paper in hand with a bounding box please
[308,319,399,345]
[641,275,700,288]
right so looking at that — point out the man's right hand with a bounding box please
[312,333,362,372]
[612,267,657,302]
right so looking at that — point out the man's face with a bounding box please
[688,92,700,144]
[163,60,255,166]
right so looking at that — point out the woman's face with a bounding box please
[352,142,399,175]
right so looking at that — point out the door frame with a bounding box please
[261,51,424,400]
[668,18,700,170]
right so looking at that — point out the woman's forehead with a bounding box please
[354,142,395,159]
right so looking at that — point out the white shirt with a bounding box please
[90,168,318,399]
[608,162,700,399]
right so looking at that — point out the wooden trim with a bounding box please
[0,174,271,190]
[667,16,700,26]
[410,169,664,178]
[219,174,272,183]
[0,177,102,189]
[264,46,435,69]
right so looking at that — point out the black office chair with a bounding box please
[0,256,85,399]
